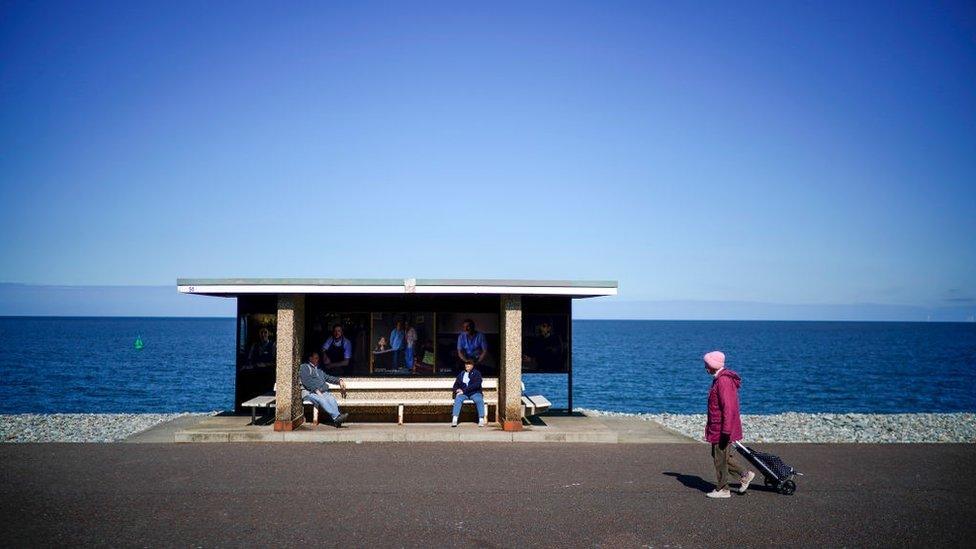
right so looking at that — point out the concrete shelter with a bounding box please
[178,278,617,431]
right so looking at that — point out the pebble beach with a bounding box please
[2,411,974,443]
[0,413,213,443]
[580,409,976,443]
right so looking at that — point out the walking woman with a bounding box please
[703,351,756,498]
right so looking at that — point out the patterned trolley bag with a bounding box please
[732,441,801,495]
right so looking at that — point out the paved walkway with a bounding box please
[2,443,973,546]
[134,412,695,443]
[124,414,215,443]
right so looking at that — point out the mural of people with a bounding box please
[321,324,353,375]
[523,318,566,372]
[370,313,432,374]
[456,318,488,367]
[405,322,418,371]
[372,335,393,370]
[246,326,276,369]
[389,319,406,370]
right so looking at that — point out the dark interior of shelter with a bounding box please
[234,294,571,411]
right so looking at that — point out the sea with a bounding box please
[0,317,974,415]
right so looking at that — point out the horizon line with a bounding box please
[0,314,972,324]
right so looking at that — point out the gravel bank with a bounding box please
[4,411,974,443]
[580,409,976,443]
[0,413,212,443]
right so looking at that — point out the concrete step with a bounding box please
[170,412,695,444]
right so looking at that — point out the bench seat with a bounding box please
[241,377,546,425]
[241,394,277,424]
[522,394,552,417]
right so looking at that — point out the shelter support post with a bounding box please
[498,294,523,431]
[274,294,305,431]
[567,298,573,413]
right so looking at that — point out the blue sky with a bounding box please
[1,1,974,317]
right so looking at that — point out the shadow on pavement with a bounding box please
[662,472,714,492]
[663,472,782,495]
[539,409,584,417]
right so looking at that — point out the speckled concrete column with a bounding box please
[274,294,305,431]
[498,294,523,431]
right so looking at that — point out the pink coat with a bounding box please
[705,369,743,444]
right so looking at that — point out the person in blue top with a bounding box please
[321,324,353,374]
[456,318,488,370]
[451,361,486,427]
[389,319,406,370]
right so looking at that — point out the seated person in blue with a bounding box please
[451,361,486,427]
[321,324,353,374]
[456,318,488,370]
[300,350,349,428]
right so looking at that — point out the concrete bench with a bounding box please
[242,392,350,425]
[244,393,497,425]
[241,393,277,425]
[390,398,495,425]
[325,378,498,425]
[242,391,349,425]
[242,377,547,425]
[522,394,552,417]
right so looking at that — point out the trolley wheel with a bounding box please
[779,480,796,495]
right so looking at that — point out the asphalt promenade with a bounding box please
[2,443,974,547]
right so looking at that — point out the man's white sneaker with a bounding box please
[478,419,486,427]
[706,489,731,499]
[738,471,756,494]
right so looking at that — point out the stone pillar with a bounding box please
[274,294,305,431]
[498,294,523,431]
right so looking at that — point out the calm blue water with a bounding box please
[0,317,974,414]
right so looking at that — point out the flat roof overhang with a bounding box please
[177,278,617,298]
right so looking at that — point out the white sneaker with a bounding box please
[451,417,458,428]
[706,489,731,499]
[738,471,756,494]
[478,419,486,427]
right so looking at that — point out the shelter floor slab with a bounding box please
[159,412,696,444]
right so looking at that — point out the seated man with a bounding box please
[300,350,349,428]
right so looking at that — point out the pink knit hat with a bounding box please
[703,351,725,371]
